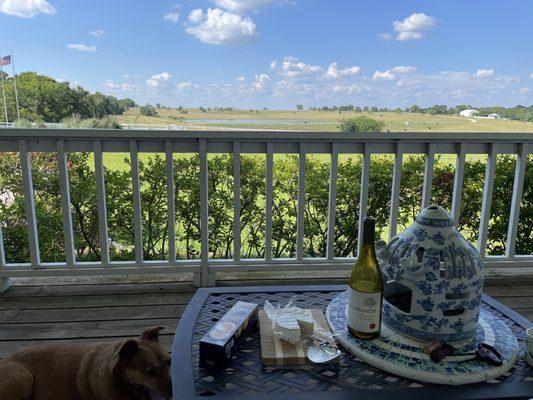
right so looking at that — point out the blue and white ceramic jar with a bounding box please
[376,206,484,344]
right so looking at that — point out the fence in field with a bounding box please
[0,129,531,287]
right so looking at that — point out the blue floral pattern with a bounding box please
[377,206,484,344]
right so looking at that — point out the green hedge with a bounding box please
[0,152,531,263]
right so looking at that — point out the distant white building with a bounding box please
[488,113,500,119]
[459,109,479,118]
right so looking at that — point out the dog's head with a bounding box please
[114,326,172,400]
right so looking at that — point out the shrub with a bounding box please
[339,116,385,132]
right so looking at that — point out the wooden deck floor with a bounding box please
[0,269,532,359]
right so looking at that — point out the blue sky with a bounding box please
[1,0,532,108]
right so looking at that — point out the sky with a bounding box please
[1,0,533,109]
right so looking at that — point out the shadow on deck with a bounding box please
[0,268,532,359]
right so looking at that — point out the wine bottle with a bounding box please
[347,216,383,339]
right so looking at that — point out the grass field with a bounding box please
[113,107,533,133]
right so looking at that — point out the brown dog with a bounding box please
[0,326,172,400]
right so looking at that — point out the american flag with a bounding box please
[0,55,12,66]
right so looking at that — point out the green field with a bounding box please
[113,108,533,133]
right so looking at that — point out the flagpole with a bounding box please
[11,50,20,121]
[0,52,8,125]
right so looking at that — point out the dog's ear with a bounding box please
[114,339,139,361]
[141,326,166,342]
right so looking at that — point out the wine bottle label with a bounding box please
[347,288,382,333]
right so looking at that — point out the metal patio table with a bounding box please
[172,285,533,400]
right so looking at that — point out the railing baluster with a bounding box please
[422,143,435,209]
[233,142,241,262]
[451,142,466,226]
[130,140,143,264]
[389,143,403,240]
[93,141,110,265]
[165,141,176,263]
[326,143,339,261]
[265,143,274,261]
[0,224,5,267]
[478,143,498,256]
[506,143,529,257]
[357,144,371,254]
[57,140,76,267]
[19,140,41,267]
[296,143,307,260]
[199,139,210,285]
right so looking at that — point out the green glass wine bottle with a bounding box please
[347,216,383,340]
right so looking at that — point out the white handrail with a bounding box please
[0,128,532,286]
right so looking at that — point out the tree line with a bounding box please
[306,104,533,122]
[0,71,136,123]
[0,152,531,264]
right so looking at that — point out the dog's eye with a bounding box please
[147,367,159,376]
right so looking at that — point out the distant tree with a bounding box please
[296,104,304,111]
[199,106,207,113]
[370,106,378,112]
[139,104,158,117]
[363,106,369,112]
[339,116,385,133]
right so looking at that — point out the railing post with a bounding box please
[19,140,41,267]
[296,142,307,260]
[0,223,9,292]
[357,143,371,255]
[130,140,143,265]
[326,143,339,260]
[478,143,498,256]
[93,140,110,265]
[265,143,274,261]
[422,143,435,209]
[389,142,403,240]
[165,141,176,263]
[199,139,214,286]
[57,140,76,267]
[505,143,529,257]
[233,142,241,262]
[451,142,466,226]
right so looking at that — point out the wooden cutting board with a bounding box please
[259,308,340,366]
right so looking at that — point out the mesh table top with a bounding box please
[172,286,533,399]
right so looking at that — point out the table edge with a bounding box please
[172,285,533,400]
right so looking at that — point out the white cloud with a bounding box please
[186,8,257,45]
[214,0,288,13]
[474,68,495,79]
[393,13,437,41]
[252,73,270,91]
[332,83,361,94]
[103,79,119,89]
[274,56,323,78]
[146,72,172,87]
[89,29,105,37]
[519,87,531,95]
[378,33,393,41]
[121,83,136,92]
[392,65,416,74]
[325,62,360,79]
[175,81,200,91]
[163,5,180,23]
[188,8,203,23]
[372,70,396,81]
[371,66,416,81]
[0,0,55,18]
[67,44,96,52]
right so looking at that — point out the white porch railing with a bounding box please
[0,129,532,287]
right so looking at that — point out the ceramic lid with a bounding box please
[415,205,454,227]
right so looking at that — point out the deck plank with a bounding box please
[0,275,531,360]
